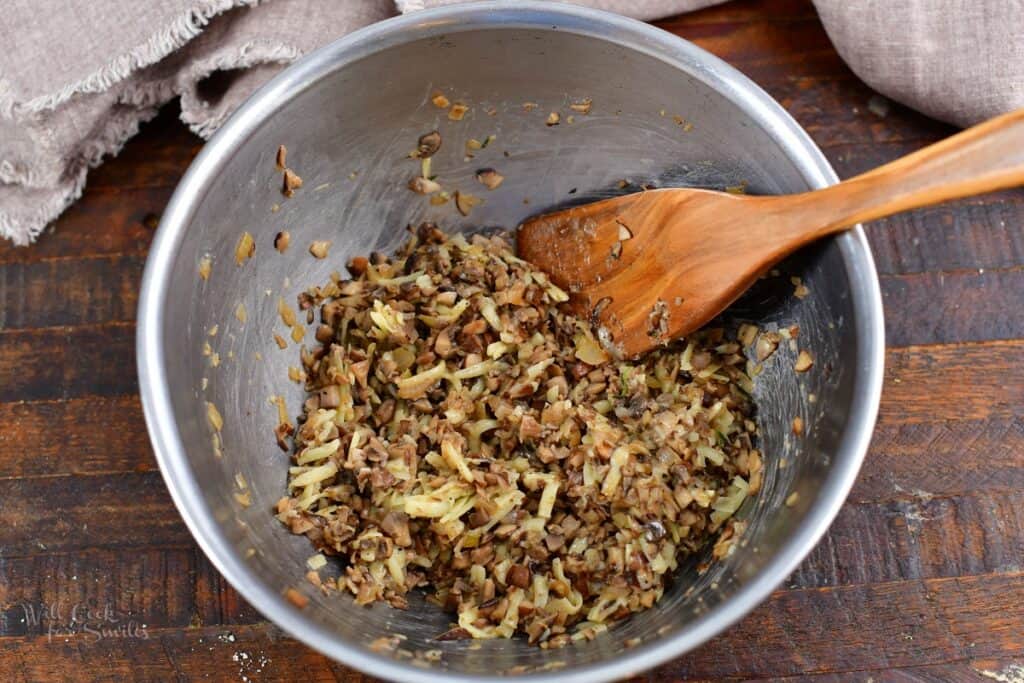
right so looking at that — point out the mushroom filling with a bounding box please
[275,225,760,647]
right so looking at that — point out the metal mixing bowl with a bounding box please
[137,3,884,681]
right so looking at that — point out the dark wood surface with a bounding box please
[1,1,1022,680]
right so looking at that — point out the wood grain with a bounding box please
[1,572,1022,681]
[865,196,1024,275]
[880,267,1024,346]
[882,340,1024,423]
[2,0,1022,680]
[651,571,1024,679]
[658,13,848,80]
[781,79,953,149]
[0,623,355,683]
[0,548,262,636]
[748,660,1024,682]
[0,323,137,403]
[0,255,144,330]
[855,417,1024,502]
[789,490,1024,589]
[0,397,152,479]
[0,473,191,557]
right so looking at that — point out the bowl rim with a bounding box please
[137,2,885,681]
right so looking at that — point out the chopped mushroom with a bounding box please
[755,332,780,362]
[282,168,303,197]
[235,232,255,266]
[431,92,450,109]
[508,564,531,589]
[794,350,814,372]
[276,144,287,170]
[737,323,759,348]
[274,231,290,253]
[309,241,331,259]
[792,276,810,299]
[448,103,469,121]
[318,384,340,408]
[569,98,592,114]
[284,587,309,609]
[647,299,670,338]
[275,226,760,645]
[454,190,481,216]
[416,130,442,158]
[380,511,413,547]
[347,256,369,276]
[475,168,504,190]
[409,177,442,194]
[278,297,297,327]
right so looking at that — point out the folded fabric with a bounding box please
[0,0,393,245]
[1,0,1020,245]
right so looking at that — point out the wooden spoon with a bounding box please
[518,108,1024,359]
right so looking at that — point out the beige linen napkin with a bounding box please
[0,0,393,245]
[1,0,1021,245]
[815,0,1024,128]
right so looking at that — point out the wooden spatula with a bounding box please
[518,108,1024,359]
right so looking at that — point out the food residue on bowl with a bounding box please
[274,231,291,253]
[199,254,213,281]
[282,169,303,198]
[448,103,469,121]
[309,241,331,260]
[235,232,255,266]
[431,92,451,109]
[794,350,814,372]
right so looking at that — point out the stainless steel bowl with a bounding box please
[137,3,884,681]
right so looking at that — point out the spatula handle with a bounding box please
[803,108,1024,236]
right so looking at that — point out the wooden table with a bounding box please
[2,1,1022,680]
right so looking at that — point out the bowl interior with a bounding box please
[148,14,873,681]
